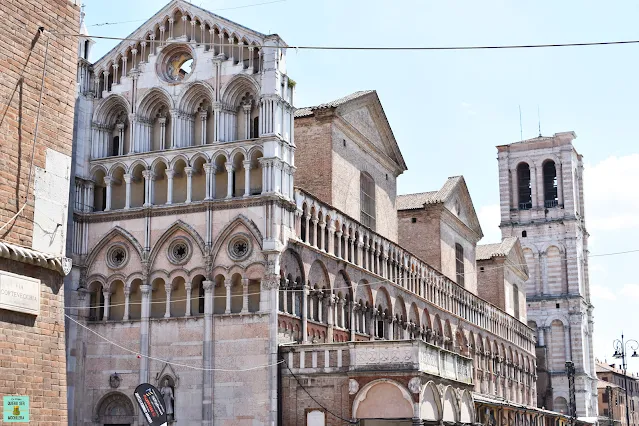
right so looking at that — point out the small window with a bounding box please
[522,230,527,238]
[385,173,388,180]
[360,172,376,230]
[480,267,485,272]
[252,116,259,138]
[556,303,560,309]
[411,218,417,223]
[343,139,346,147]
[455,243,464,287]
[111,136,120,157]
[84,39,90,60]
[603,393,609,403]
[513,284,520,318]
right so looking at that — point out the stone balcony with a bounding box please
[281,339,473,385]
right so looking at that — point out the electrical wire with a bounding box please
[281,355,358,425]
[48,32,639,52]
[0,29,50,234]
[65,313,284,372]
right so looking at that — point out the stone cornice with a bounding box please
[0,241,72,276]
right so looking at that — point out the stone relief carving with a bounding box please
[348,379,359,395]
[408,377,422,394]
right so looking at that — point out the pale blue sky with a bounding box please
[84,0,639,370]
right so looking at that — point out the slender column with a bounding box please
[128,114,136,154]
[166,170,174,205]
[117,123,125,156]
[304,215,310,243]
[122,57,128,78]
[142,170,154,207]
[159,26,166,44]
[140,41,147,63]
[159,117,167,150]
[185,281,192,317]
[248,46,254,70]
[201,280,214,424]
[302,284,309,343]
[225,163,235,199]
[328,226,335,256]
[556,162,564,206]
[103,176,113,211]
[210,165,217,199]
[319,221,326,251]
[229,37,235,62]
[224,280,232,314]
[530,164,539,208]
[181,16,188,38]
[563,325,571,361]
[243,160,252,196]
[213,105,221,142]
[131,48,138,70]
[208,29,215,53]
[200,110,208,145]
[86,182,94,212]
[311,219,318,248]
[243,103,251,138]
[112,63,119,85]
[190,20,196,42]
[335,231,342,258]
[102,71,109,92]
[185,167,193,203]
[102,291,110,321]
[123,174,132,209]
[317,293,323,323]
[241,278,249,313]
[163,283,172,318]
[149,35,155,56]
[123,288,130,321]
[204,164,213,200]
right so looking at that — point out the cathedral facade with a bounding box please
[65,1,582,425]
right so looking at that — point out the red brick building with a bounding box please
[0,0,80,423]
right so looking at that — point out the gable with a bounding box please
[341,107,387,156]
[93,0,268,69]
[441,178,483,240]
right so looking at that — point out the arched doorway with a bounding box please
[352,379,414,426]
[94,392,135,425]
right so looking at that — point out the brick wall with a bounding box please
[0,0,79,246]
[397,209,442,270]
[0,1,79,424]
[293,115,333,204]
[477,258,505,310]
[0,258,68,424]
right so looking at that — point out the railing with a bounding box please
[294,189,535,353]
[544,200,558,208]
[281,340,473,384]
[519,201,532,210]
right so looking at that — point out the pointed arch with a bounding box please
[459,390,475,423]
[177,80,215,114]
[441,386,460,423]
[209,214,263,260]
[86,226,144,269]
[220,74,260,106]
[137,87,174,120]
[93,94,131,125]
[149,220,206,267]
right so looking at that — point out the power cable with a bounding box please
[0,28,50,234]
[48,32,639,52]
[281,354,358,425]
[65,313,285,372]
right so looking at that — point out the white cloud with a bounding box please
[591,284,617,301]
[585,154,639,231]
[477,204,502,244]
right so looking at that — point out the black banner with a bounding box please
[134,383,168,426]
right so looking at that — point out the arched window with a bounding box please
[360,172,376,230]
[522,230,527,238]
[252,116,259,138]
[455,243,464,287]
[543,160,558,208]
[517,163,532,209]
[83,40,90,60]
[111,136,120,157]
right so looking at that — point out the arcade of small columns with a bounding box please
[89,8,264,97]
[86,272,262,322]
[279,191,537,404]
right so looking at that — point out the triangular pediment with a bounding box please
[334,92,407,175]
[440,176,483,239]
[93,0,271,69]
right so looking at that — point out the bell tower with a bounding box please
[496,131,597,417]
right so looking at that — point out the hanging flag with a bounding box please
[133,383,168,426]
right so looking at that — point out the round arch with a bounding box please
[352,379,414,421]
[94,391,135,425]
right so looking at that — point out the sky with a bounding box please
[83,0,639,372]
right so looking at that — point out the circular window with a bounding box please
[107,245,128,269]
[228,234,252,261]
[156,44,196,83]
[168,239,191,265]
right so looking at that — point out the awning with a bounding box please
[0,240,72,276]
